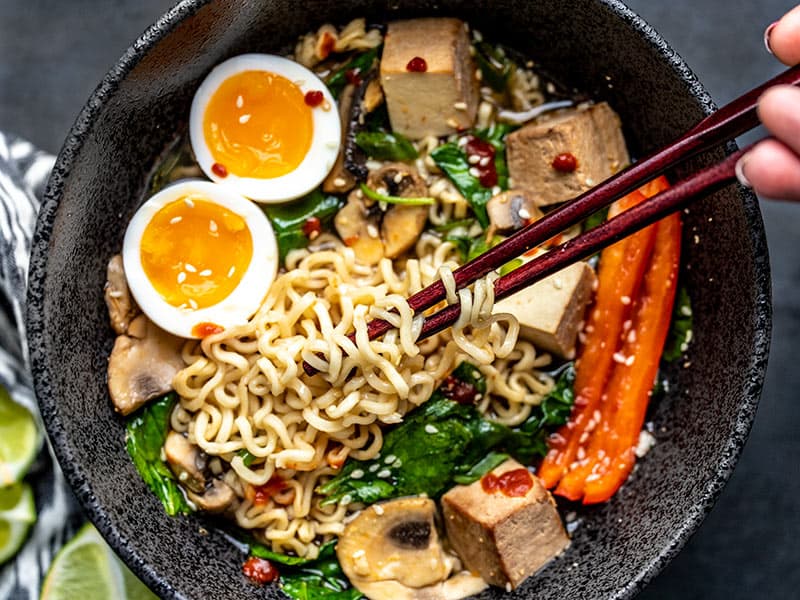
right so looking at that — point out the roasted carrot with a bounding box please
[581,210,681,503]
[538,176,675,501]
[537,188,656,490]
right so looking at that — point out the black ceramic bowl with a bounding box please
[26,0,770,598]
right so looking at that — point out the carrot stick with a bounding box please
[537,188,655,490]
[581,210,681,503]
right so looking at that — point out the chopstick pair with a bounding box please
[303,64,800,376]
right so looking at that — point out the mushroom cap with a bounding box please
[107,314,185,415]
[104,254,139,335]
[486,189,543,232]
[335,191,384,265]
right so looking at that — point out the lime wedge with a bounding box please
[0,482,36,564]
[0,385,40,486]
[40,523,158,600]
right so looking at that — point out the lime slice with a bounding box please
[0,385,41,486]
[0,482,36,564]
[41,523,158,600]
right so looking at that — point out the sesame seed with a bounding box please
[239,114,251,124]
[366,224,379,239]
[188,298,198,310]
[479,156,490,167]
[586,178,595,186]
[621,295,631,305]
[622,319,632,331]
[384,454,397,464]
[351,469,364,479]
[184,198,195,208]
[468,154,480,164]
[694,234,700,244]
[553,278,563,290]
[341,494,352,504]
[373,504,384,515]
[209,219,218,233]
[200,269,212,277]
[393,172,404,184]
[613,352,627,364]
[505,583,512,593]
[577,447,586,460]
[333,177,347,187]
[185,263,197,273]
[369,463,380,473]
[518,208,531,220]
[177,272,187,284]
[424,424,439,434]
[446,118,460,128]
[681,305,692,317]
[377,469,391,478]
[352,549,365,559]
[170,216,182,225]
[228,266,236,278]
[491,186,501,195]
[236,95,244,108]
[392,459,402,468]
[585,473,600,482]
[625,355,635,366]
[453,101,468,111]
[627,329,637,343]
[475,69,483,81]
[468,167,480,177]
[457,137,468,147]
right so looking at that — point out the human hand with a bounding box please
[736,6,800,200]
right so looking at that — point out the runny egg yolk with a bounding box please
[139,196,253,309]
[203,70,314,179]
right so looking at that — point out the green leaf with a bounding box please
[279,541,363,600]
[263,190,343,263]
[473,41,515,93]
[325,48,380,99]
[359,183,434,206]
[431,125,513,228]
[318,362,575,505]
[582,206,609,232]
[355,131,418,161]
[125,394,193,516]
[498,257,523,276]
[662,285,693,362]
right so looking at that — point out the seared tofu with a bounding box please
[380,18,479,139]
[494,260,596,359]
[442,459,569,589]
[506,102,629,206]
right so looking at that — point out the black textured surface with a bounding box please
[2,0,790,598]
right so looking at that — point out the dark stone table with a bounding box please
[1,1,797,598]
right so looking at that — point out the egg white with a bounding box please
[190,54,341,203]
[122,180,278,338]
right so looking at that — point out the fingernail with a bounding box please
[735,156,752,188]
[764,21,778,54]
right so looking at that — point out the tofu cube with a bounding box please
[442,459,569,589]
[380,18,479,139]
[506,102,629,206]
[494,260,596,359]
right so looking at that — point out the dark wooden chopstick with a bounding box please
[301,63,800,375]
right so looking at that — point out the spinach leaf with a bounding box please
[473,41,515,93]
[430,125,513,228]
[359,183,433,206]
[319,362,575,504]
[262,190,343,263]
[582,206,609,232]
[662,285,693,362]
[249,542,325,567]
[125,394,193,516]
[325,48,380,99]
[355,131,418,161]
[280,541,363,600]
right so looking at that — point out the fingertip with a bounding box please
[766,6,800,66]
[739,140,800,201]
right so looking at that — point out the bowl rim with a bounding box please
[26,1,772,598]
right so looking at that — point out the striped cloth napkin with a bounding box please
[0,132,84,600]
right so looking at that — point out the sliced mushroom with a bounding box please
[323,84,359,194]
[164,431,206,494]
[337,497,485,600]
[367,163,429,259]
[107,314,185,415]
[104,254,139,335]
[363,78,384,113]
[187,479,236,514]
[335,191,384,265]
[486,189,544,232]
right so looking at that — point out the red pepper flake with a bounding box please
[302,216,322,239]
[253,474,287,505]
[552,152,578,173]
[192,322,225,338]
[406,56,427,72]
[242,557,279,585]
[211,162,228,178]
[343,235,359,246]
[481,468,534,497]
[304,90,324,107]
[464,136,498,189]
[345,68,362,86]
[440,375,479,404]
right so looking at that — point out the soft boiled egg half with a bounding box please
[123,180,278,338]
[190,54,341,203]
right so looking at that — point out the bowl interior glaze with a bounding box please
[27,1,770,599]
